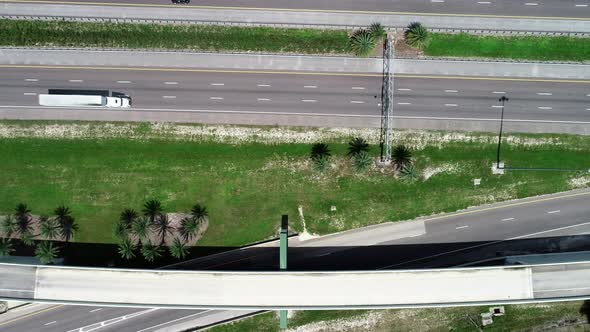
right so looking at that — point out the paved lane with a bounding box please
[3,67,590,125]
[3,0,589,18]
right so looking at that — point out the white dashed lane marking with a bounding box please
[456,225,469,230]
[493,91,506,94]
[210,83,225,86]
[445,90,458,93]
[257,84,271,87]
[164,82,178,85]
[525,2,538,5]
[397,102,411,105]
[491,105,504,108]
[547,210,561,214]
[89,308,102,313]
[304,85,318,89]
[536,92,553,96]
[162,96,176,99]
[538,106,553,110]
[575,4,588,6]
[502,217,515,221]
[117,80,132,84]
[68,79,83,83]
[44,321,57,326]
[398,88,412,91]
[210,97,224,100]
[445,104,458,107]
[23,92,37,96]
[302,99,317,102]
[257,98,271,101]
[350,101,365,104]
[477,1,491,3]
[351,87,366,90]
[24,78,38,82]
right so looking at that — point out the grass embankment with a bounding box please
[0,19,349,54]
[209,302,589,331]
[0,122,589,246]
[424,33,590,62]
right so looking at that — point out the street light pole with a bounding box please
[496,96,509,167]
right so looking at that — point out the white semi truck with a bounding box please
[39,94,131,108]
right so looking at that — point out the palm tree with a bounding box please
[132,216,150,246]
[14,203,32,237]
[1,215,16,237]
[141,241,163,262]
[143,199,163,223]
[347,137,370,157]
[152,214,173,246]
[400,164,419,182]
[393,145,413,170]
[350,29,376,57]
[59,216,79,243]
[119,209,138,231]
[0,238,14,257]
[117,237,136,260]
[54,205,72,227]
[353,151,373,172]
[39,216,59,240]
[369,22,387,42]
[191,204,208,221]
[312,154,330,172]
[310,143,331,160]
[169,237,189,260]
[35,241,58,265]
[20,231,34,246]
[405,22,430,49]
[112,220,128,242]
[179,217,199,243]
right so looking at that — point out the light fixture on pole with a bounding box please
[496,95,509,167]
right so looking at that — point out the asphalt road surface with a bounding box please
[2,67,589,126]
[2,190,589,332]
[4,0,589,18]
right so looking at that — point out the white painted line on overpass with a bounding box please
[24,78,38,82]
[44,321,57,326]
[116,81,132,84]
[164,82,178,85]
[135,310,212,332]
[547,210,561,214]
[502,217,515,221]
[537,286,590,292]
[23,92,37,96]
[538,106,553,110]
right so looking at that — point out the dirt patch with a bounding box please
[393,31,423,58]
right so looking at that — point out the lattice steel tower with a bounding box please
[380,34,394,164]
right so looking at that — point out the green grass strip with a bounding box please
[0,19,350,54]
[424,33,590,62]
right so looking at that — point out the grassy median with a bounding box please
[0,19,349,54]
[0,121,588,245]
[424,33,590,62]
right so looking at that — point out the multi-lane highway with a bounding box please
[2,67,589,132]
[2,0,589,18]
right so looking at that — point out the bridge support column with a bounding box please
[279,214,288,329]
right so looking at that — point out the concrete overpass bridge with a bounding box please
[1,261,589,309]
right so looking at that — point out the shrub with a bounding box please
[369,22,387,42]
[311,143,331,159]
[405,22,430,49]
[347,137,370,157]
[353,151,373,172]
[400,164,419,182]
[350,29,376,57]
[312,155,330,172]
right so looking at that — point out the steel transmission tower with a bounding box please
[380,34,394,164]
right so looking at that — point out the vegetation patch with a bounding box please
[0,121,588,246]
[0,19,349,55]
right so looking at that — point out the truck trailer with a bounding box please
[38,94,131,108]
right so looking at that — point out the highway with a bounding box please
[1,190,590,331]
[2,67,589,133]
[2,0,589,18]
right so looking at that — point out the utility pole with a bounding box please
[380,34,394,164]
[279,215,288,329]
[496,96,509,167]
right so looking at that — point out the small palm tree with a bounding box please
[400,164,419,182]
[169,237,189,260]
[393,145,413,170]
[119,209,138,231]
[369,22,387,42]
[40,216,59,240]
[351,29,376,57]
[311,143,331,160]
[179,217,199,243]
[54,205,72,227]
[152,214,173,246]
[353,151,373,172]
[141,241,163,262]
[117,237,136,260]
[1,215,16,237]
[132,216,150,246]
[312,154,330,172]
[347,137,370,157]
[143,199,163,223]
[14,203,33,237]
[0,238,14,257]
[59,216,79,243]
[112,220,128,242]
[20,230,35,246]
[35,241,58,265]
[191,204,208,221]
[405,22,430,49]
